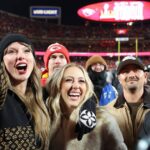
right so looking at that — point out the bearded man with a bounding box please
[104,56,150,150]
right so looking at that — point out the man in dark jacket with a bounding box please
[85,55,117,106]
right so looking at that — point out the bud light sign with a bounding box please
[30,6,61,18]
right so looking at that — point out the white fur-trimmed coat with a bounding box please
[49,108,127,150]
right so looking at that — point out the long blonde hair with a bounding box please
[46,63,94,138]
[2,43,50,149]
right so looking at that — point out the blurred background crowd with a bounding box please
[0,0,150,71]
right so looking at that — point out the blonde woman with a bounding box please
[0,33,50,149]
[46,63,127,150]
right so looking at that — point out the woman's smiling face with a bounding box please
[61,66,87,111]
[3,42,34,83]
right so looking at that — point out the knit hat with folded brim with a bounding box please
[0,33,34,61]
[44,43,70,69]
[85,55,108,70]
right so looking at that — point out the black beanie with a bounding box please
[0,33,34,61]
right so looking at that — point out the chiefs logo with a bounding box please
[48,43,62,52]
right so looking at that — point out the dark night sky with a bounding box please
[0,0,108,26]
[1,0,149,27]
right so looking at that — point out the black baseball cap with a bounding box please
[117,56,145,74]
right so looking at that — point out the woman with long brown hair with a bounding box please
[0,33,50,149]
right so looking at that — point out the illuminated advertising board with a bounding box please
[77,1,150,22]
[30,6,61,18]
[35,51,150,57]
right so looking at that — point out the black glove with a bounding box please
[75,95,96,140]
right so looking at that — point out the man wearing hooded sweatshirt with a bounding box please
[85,55,117,106]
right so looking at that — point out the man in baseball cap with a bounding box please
[117,56,145,74]
[41,43,70,86]
[104,55,150,150]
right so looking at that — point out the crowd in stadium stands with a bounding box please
[0,10,150,70]
[2,8,150,150]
